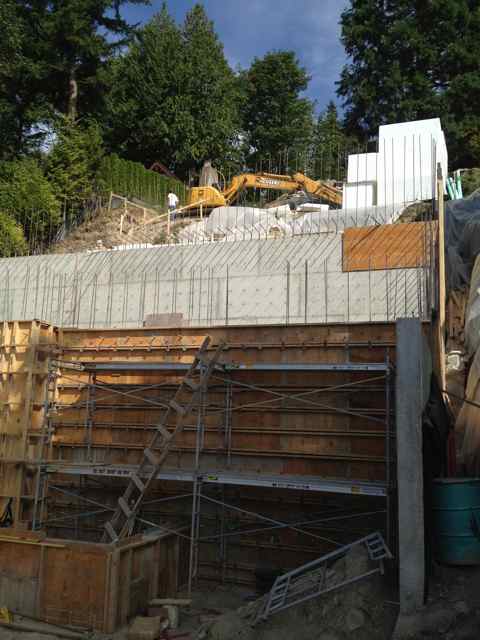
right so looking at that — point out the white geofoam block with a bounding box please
[346,153,379,183]
[343,183,375,209]
[346,118,449,209]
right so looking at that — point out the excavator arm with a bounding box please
[186,170,342,212]
[222,173,305,204]
[292,173,343,207]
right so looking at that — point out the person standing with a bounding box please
[167,191,179,221]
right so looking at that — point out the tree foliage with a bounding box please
[240,51,314,166]
[99,154,184,205]
[312,102,357,181]
[338,0,480,168]
[0,212,28,257]
[0,0,50,158]
[105,3,241,176]
[0,158,60,243]
[46,116,105,204]
[0,0,147,157]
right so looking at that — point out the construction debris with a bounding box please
[254,533,391,623]
[128,616,168,640]
[195,543,395,640]
[0,620,88,640]
[150,600,192,608]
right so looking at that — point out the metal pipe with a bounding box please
[200,495,341,546]
[199,510,387,542]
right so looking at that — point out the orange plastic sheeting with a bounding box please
[342,221,436,271]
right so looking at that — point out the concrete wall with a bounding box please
[396,318,432,614]
[0,233,429,328]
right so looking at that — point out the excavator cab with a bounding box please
[187,185,226,210]
[187,161,228,211]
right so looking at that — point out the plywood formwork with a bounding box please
[0,321,58,523]
[0,528,181,632]
[47,323,395,486]
[0,321,398,592]
[343,221,436,271]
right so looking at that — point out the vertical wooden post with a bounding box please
[102,553,112,632]
[435,164,446,392]
[174,536,181,592]
[106,548,120,632]
[120,548,133,626]
[151,539,161,600]
[14,321,40,525]
[36,544,46,617]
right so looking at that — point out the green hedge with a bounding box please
[98,155,186,206]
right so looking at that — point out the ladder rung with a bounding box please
[183,377,200,392]
[271,596,286,604]
[104,521,118,541]
[118,497,133,518]
[156,424,172,441]
[130,473,145,493]
[170,400,187,416]
[273,584,288,593]
[144,448,159,467]
[197,353,212,367]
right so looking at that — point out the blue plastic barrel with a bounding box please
[433,478,480,565]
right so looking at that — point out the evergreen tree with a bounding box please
[46,116,105,204]
[105,6,187,168]
[0,0,50,157]
[38,0,148,118]
[313,101,357,180]
[241,51,314,168]
[178,4,241,171]
[105,4,241,176]
[338,0,480,167]
[0,0,147,156]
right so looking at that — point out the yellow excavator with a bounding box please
[185,167,343,212]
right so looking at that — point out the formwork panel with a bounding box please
[0,530,179,632]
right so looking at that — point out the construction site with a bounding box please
[0,115,479,640]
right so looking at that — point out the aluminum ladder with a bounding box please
[102,336,224,542]
[255,532,392,623]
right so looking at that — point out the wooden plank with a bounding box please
[433,175,447,392]
[36,545,46,617]
[40,545,107,630]
[102,553,112,632]
[150,538,161,600]
[119,548,133,626]
[106,548,120,633]
[342,222,435,271]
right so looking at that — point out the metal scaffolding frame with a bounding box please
[31,346,395,591]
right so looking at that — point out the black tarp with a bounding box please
[445,191,480,293]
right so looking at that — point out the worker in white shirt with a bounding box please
[167,192,179,221]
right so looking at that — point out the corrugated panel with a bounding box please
[343,221,436,271]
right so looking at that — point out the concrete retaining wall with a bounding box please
[0,233,429,328]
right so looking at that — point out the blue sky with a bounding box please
[120,0,348,115]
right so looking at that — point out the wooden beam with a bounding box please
[435,167,447,392]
